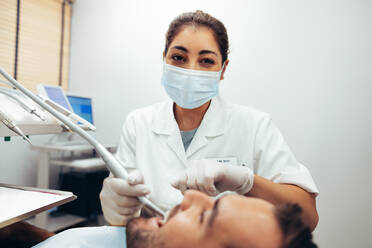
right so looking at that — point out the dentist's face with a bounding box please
[126,190,283,248]
[164,25,228,80]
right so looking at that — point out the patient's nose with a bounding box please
[180,190,213,211]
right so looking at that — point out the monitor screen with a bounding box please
[44,86,72,111]
[67,95,94,124]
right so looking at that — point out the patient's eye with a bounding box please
[200,209,206,224]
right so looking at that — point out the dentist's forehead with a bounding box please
[168,26,220,53]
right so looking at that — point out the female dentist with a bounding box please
[100,11,319,230]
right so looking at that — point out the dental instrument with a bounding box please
[0,88,45,121]
[0,109,31,144]
[0,67,166,219]
[161,210,171,224]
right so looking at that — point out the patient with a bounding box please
[34,190,317,248]
[126,190,317,248]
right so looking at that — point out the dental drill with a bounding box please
[0,67,166,220]
[0,109,31,144]
[0,88,45,121]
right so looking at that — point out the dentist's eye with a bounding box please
[171,55,185,62]
[200,58,215,65]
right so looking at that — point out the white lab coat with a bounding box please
[116,96,319,211]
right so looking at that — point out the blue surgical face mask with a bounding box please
[161,62,224,109]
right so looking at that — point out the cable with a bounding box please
[0,88,45,121]
[0,79,15,88]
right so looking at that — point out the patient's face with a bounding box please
[126,190,283,248]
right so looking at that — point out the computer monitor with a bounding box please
[66,94,94,125]
[37,85,94,126]
[36,85,73,111]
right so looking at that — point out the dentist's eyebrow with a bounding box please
[207,197,222,230]
[199,50,218,56]
[170,46,217,56]
[171,46,188,53]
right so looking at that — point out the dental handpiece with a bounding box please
[0,89,45,121]
[105,155,166,219]
[0,67,166,219]
[0,109,31,144]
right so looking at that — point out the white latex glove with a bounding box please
[171,159,254,196]
[99,170,150,226]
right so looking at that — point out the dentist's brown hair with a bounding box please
[164,10,229,64]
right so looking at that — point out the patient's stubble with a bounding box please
[126,217,166,248]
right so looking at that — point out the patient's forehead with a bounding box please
[220,194,276,215]
[210,195,282,248]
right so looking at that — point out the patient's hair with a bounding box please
[275,204,318,248]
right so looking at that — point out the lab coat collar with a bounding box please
[151,99,178,135]
[152,96,230,164]
[151,95,229,137]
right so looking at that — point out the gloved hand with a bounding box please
[99,170,150,226]
[171,159,254,196]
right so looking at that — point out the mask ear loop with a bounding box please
[220,61,226,73]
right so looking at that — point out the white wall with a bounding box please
[0,138,39,186]
[69,1,371,247]
[0,134,64,188]
[1,0,368,246]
